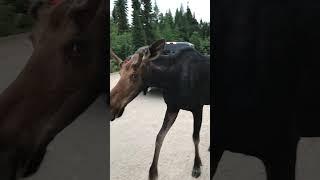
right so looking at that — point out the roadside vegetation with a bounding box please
[111,0,210,73]
[0,0,33,37]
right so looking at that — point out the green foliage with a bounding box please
[15,14,34,30]
[111,5,117,22]
[189,32,201,50]
[189,33,210,55]
[114,0,129,33]
[0,0,33,37]
[0,2,16,36]
[152,0,159,24]
[12,0,28,13]
[110,2,211,72]
[110,60,121,73]
[141,0,155,44]
[110,20,134,73]
[131,0,145,49]
[200,36,210,55]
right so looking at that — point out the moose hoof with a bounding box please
[192,166,201,178]
[149,167,158,180]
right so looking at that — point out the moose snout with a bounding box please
[110,106,125,121]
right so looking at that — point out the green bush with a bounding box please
[200,36,210,55]
[110,59,120,73]
[15,13,34,30]
[0,3,16,36]
[0,1,33,37]
[110,20,134,73]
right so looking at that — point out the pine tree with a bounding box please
[151,0,160,39]
[179,4,184,14]
[132,0,145,49]
[115,0,129,33]
[165,10,174,28]
[183,6,198,41]
[141,0,155,44]
[152,0,159,24]
[111,5,118,23]
[174,5,187,41]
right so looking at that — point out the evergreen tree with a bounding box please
[131,0,145,49]
[189,31,201,50]
[151,1,160,39]
[183,6,199,41]
[152,0,159,24]
[175,5,188,41]
[141,0,155,44]
[111,0,210,63]
[174,8,181,27]
[199,20,210,39]
[158,12,165,29]
[111,5,118,23]
[115,0,129,33]
[165,10,174,28]
[179,4,184,14]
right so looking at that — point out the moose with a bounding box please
[110,39,210,180]
[0,0,106,179]
[213,0,320,179]
[213,1,299,179]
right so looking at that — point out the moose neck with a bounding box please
[143,55,175,90]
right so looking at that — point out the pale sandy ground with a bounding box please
[110,73,210,180]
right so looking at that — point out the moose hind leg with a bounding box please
[191,107,203,178]
[149,107,179,180]
[262,140,298,180]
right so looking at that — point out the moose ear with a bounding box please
[68,0,102,30]
[146,39,165,61]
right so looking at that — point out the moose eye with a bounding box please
[120,61,124,67]
[70,41,81,56]
[130,74,138,81]
[65,39,87,62]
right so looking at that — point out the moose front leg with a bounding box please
[191,107,203,178]
[149,107,179,180]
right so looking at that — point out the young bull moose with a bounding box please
[110,39,210,180]
[0,0,106,179]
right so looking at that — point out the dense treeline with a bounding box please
[111,0,210,72]
[0,0,33,37]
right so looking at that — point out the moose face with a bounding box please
[0,0,106,177]
[110,39,165,120]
